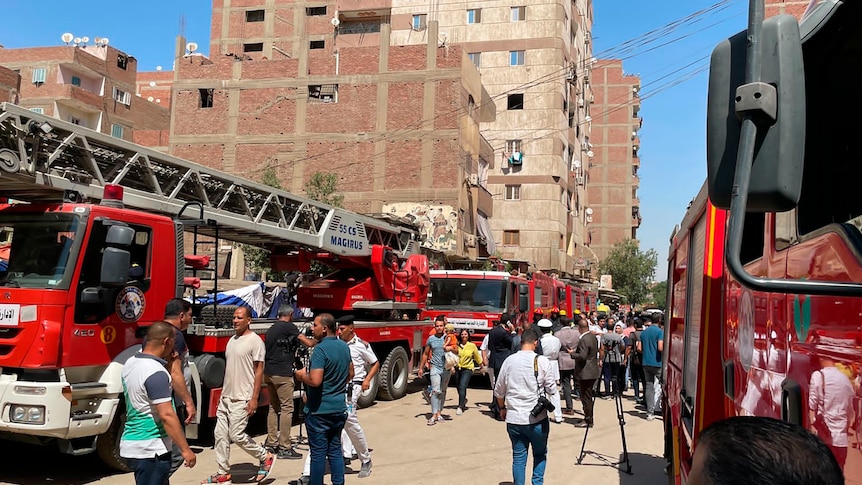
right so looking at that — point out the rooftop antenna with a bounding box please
[61,33,74,45]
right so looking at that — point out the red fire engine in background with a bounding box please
[664,2,862,484]
[0,103,431,470]
[422,269,597,342]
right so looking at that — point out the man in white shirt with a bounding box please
[338,316,379,478]
[808,357,855,469]
[494,328,558,485]
[537,319,563,423]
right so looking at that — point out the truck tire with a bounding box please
[377,347,408,401]
[96,406,130,472]
[356,373,379,409]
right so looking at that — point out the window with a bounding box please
[559,234,565,250]
[310,40,325,50]
[71,76,81,87]
[468,52,481,68]
[308,84,338,103]
[29,107,44,114]
[507,93,524,110]
[112,87,131,106]
[199,88,214,108]
[509,50,525,66]
[306,6,327,16]
[111,124,125,139]
[117,54,128,70]
[244,43,264,52]
[338,20,382,34]
[412,14,427,31]
[32,68,47,84]
[467,8,482,24]
[506,140,522,154]
[503,230,520,246]
[69,116,81,125]
[505,185,521,200]
[511,6,526,21]
[246,10,265,22]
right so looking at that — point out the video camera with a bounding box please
[530,394,556,418]
[277,325,313,370]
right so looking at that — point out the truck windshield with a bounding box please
[0,213,80,289]
[428,278,506,312]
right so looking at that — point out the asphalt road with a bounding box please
[0,378,669,485]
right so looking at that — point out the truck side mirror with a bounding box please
[101,247,131,287]
[106,225,135,246]
[706,15,805,212]
[519,285,529,312]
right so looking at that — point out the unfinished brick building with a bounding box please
[0,66,18,104]
[0,44,170,148]
[170,7,497,260]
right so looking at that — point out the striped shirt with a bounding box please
[120,353,173,459]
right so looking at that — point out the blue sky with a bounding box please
[1,0,750,281]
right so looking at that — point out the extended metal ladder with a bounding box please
[0,102,419,256]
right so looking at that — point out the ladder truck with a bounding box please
[0,102,431,470]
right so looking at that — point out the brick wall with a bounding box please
[765,0,812,19]
[0,65,19,103]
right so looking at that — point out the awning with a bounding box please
[476,213,495,255]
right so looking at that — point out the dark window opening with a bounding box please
[117,54,128,70]
[310,40,325,50]
[246,10,265,22]
[308,84,338,103]
[306,6,327,16]
[740,212,765,265]
[244,43,264,52]
[199,88,214,108]
[507,93,524,110]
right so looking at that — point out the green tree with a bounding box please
[597,239,658,306]
[241,165,283,280]
[304,172,344,208]
[651,280,668,311]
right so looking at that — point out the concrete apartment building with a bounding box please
[169,1,497,261]
[588,60,641,260]
[0,43,170,148]
[384,0,596,276]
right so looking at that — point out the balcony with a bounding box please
[336,0,391,18]
[632,216,642,228]
[470,184,494,218]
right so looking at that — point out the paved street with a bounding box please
[0,379,669,485]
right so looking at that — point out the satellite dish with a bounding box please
[147,96,154,102]
[73,37,82,45]
[81,36,89,45]
[61,33,74,44]
[584,115,592,123]
[149,81,156,87]
[101,37,109,46]
[331,17,340,26]
[155,98,161,103]
[94,37,102,44]
[186,42,198,53]
[572,159,581,169]
[587,150,594,158]
[156,65,162,72]
[585,208,593,215]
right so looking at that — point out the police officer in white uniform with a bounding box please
[337,316,379,478]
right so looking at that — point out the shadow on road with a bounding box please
[0,440,125,485]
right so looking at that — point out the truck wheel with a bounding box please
[96,406,130,472]
[356,373,379,409]
[377,347,408,401]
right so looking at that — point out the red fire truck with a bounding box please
[665,2,862,483]
[423,269,597,342]
[0,103,431,470]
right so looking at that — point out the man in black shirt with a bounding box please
[487,315,514,419]
[263,305,315,459]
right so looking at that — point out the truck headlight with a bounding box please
[10,405,46,425]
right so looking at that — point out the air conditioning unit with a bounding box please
[584,32,591,45]
[576,175,584,186]
[586,215,593,223]
[583,76,590,85]
[581,141,588,151]
[589,94,595,103]
[465,234,477,247]
[509,151,523,166]
[468,174,479,186]
[577,98,584,107]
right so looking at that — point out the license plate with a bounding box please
[0,304,20,326]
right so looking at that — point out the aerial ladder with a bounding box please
[0,102,430,469]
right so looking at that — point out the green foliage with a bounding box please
[651,280,668,311]
[480,253,511,272]
[597,239,658,306]
[304,172,344,208]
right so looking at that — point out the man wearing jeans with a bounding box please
[639,313,664,420]
[294,313,352,485]
[494,328,557,485]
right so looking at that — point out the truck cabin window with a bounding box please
[428,279,507,312]
[0,214,80,289]
[795,4,862,243]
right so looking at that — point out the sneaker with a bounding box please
[456,407,463,415]
[555,416,563,424]
[359,460,373,478]
[562,408,575,416]
[277,447,302,460]
[647,414,656,421]
[293,476,310,485]
[201,473,232,484]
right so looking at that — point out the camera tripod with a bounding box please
[576,368,633,475]
[291,353,311,450]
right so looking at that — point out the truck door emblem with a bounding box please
[115,286,146,323]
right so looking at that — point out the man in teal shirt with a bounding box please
[295,313,353,485]
[638,313,664,420]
